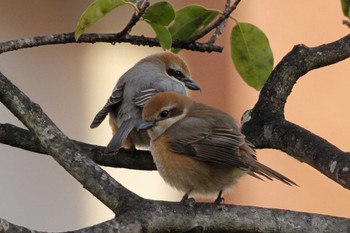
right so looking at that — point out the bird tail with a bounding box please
[104,119,135,153]
[245,158,298,186]
[90,107,110,128]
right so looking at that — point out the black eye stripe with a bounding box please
[166,68,185,81]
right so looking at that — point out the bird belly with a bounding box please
[152,138,246,196]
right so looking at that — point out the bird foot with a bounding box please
[214,190,224,204]
[214,197,224,204]
[181,194,196,203]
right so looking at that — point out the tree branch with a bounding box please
[0,218,42,233]
[207,0,231,45]
[117,1,149,36]
[343,20,350,28]
[242,33,350,189]
[256,34,350,115]
[183,0,241,44]
[0,0,244,55]
[0,72,142,214]
[0,123,156,170]
[0,32,223,55]
[2,200,350,233]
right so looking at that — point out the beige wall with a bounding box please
[0,1,349,231]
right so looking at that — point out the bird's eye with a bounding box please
[166,68,185,81]
[174,70,183,78]
[160,110,169,119]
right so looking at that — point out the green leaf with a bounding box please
[169,5,219,40]
[341,0,350,17]
[143,1,175,26]
[75,0,127,40]
[148,22,172,50]
[230,22,273,91]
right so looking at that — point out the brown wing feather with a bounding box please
[170,126,249,166]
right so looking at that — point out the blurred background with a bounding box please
[1,0,350,231]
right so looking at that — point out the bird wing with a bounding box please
[90,82,125,128]
[168,117,297,186]
[168,116,250,167]
[133,88,160,107]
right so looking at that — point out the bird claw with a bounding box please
[214,197,224,204]
[181,194,196,203]
[214,190,224,204]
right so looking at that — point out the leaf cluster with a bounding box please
[75,0,273,90]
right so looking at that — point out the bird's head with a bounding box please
[141,53,201,91]
[136,92,192,140]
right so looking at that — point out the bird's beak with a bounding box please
[136,119,155,131]
[184,79,201,91]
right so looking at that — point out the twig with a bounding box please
[208,0,231,45]
[110,1,150,37]
[183,0,241,44]
[0,0,227,54]
[0,32,223,54]
[343,19,350,28]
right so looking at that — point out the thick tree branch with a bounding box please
[242,33,350,189]
[272,120,350,188]
[0,72,142,214]
[2,200,350,233]
[0,123,156,170]
[255,34,350,116]
[0,218,43,233]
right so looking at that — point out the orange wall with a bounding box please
[180,0,350,218]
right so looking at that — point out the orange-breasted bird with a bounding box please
[90,53,200,153]
[136,92,296,203]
